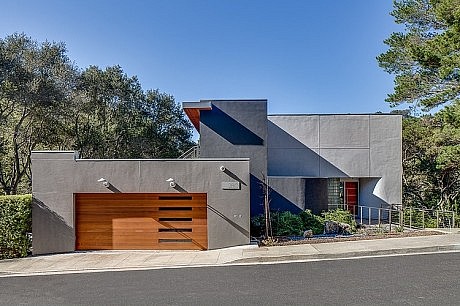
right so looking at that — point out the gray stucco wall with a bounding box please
[267,177,328,214]
[198,100,268,216]
[32,151,250,255]
[267,114,402,208]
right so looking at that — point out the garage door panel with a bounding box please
[77,206,158,213]
[154,201,207,207]
[77,225,113,233]
[112,218,155,229]
[77,243,113,250]
[75,193,207,251]
[158,231,199,239]
[157,210,193,218]
[157,218,206,226]
[113,234,158,249]
[192,207,207,218]
[76,235,113,249]
[156,222,205,229]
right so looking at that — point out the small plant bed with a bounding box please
[252,208,447,247]
[257,229,444,247]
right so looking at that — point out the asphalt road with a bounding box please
[1,252,459,305]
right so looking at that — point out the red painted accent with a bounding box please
[183,106,212,132]
[345,182,358,213]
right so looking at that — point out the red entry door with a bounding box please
[344,182,358,213]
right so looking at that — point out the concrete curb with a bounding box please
[230,244,460,264]
[1,233,459,277]
[2,246,460,278]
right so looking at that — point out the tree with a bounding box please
[379,1,460,212]
[402,102,460,211]
[70,65,194,159]
[377,0,460,110]
[0,33,194,195]
[0,33,78,194]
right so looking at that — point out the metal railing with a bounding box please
[178,145,200,159]
[327,204,458,230]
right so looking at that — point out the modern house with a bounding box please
[183,99,402,216]
[32,99,401,255]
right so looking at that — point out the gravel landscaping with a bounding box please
[258,229,445,247]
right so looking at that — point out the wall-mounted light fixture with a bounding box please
[219,165,226,172]
[97,177,110,188]
[166,178,176,188]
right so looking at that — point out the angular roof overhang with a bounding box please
[182,101,212,132]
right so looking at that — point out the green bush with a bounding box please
[0,194,32,259]
[299,210,324,234]
[271,211,304,236]
[322,208,357,232]
[251,211,304,237]
[403,208,437,228]
[401,208,460,228]
[251,209,325,237]
[250,214,266,237]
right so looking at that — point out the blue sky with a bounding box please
[1,0,401,115]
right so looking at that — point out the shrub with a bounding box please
[251,211,304,237]
[322,208,357,232]
[0,194,32,259]
[403,208,437,228]
[299,210,324,234]
[251,209,325,237]
[271,211,304,236]
[250,214,266,237]
[402,208,460,228]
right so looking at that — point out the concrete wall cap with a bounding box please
[75,158,250,162]
[268,113,402,117]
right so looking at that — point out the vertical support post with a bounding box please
[360,206,363,225]
[436,211,439,228]
[368,207,371,225]
[422,210,425,229]
[378,208,381,228]
[409,207,412,229]
[353,205,357,225]
[389,208,392,232]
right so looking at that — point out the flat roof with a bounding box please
[182,101,212,132]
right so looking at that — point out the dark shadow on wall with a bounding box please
[172,184,188,193]
[267,121,349,177]
[251,175,317,217]
[32,197,75,255]
[269,188,303,215]
[223,169,247,186]
[107,184,121,193]
[257,179,330,217]
[250,174,265,218]
[201,106,264,145]
[207,204,250,238]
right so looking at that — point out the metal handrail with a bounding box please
[327,203,458,230]
[178,145,200,159]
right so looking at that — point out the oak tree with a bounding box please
[0,33,77,194]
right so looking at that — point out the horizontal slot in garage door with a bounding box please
[75,193,207,251]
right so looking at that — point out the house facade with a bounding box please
[32,99,401,254]
[183,99,402,217]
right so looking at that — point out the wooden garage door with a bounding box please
[75,193,207,250]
